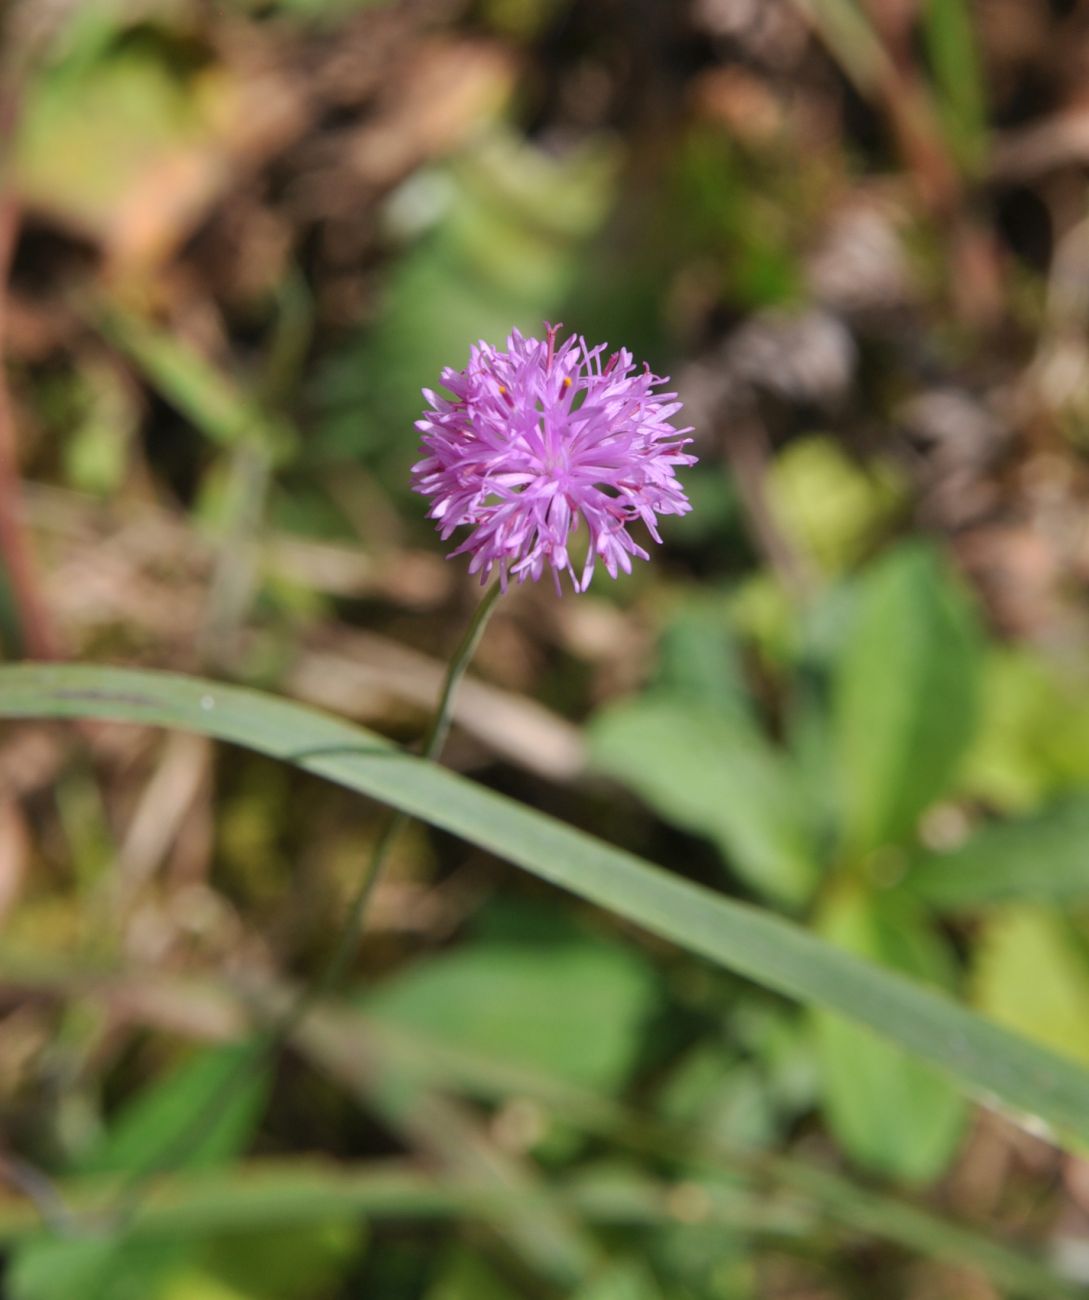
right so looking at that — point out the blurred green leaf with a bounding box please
[922,0,989,172]
[14,30,225,247]
[658,1045,778,1149]
[909,796,1089,909]
[426,1249,519,1300]
[294,999,1050,1287]
[9,1044,268,1300]
[199,1219,362,1300]
[316,130,615,472]
[972,907,1089,1065]
[159,1273,249,1300]
[81,1044,267,1178]
[590,694,820,907]
[802,0,891,94]
[731,1003,819,1118]
[787,583,860,837]
[660,464,744,548]
[729,573,796,666]
[60,359,138,496]
[961,650,1089,812]
[253,0,388,18]
[478,0,569,40]
[6,665,1089,1152]
[673,129,804,310]
[767,436,905,576]
[0,1149,1076,1299]
[573,1261,664,1300]
[813,890,968,1185]
[94,303,295,462]
[654,596,755,723]
[367,938,658,1094]
[834,543,982,854]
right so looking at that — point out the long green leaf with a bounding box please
[0,1157,1079,1298]
[1,1158,1078,1298]
[92,302,296,462]
[2,664,1089,1149]
[0,1160,808,1246]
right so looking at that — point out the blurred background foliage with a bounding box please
[4,0,1089,1296]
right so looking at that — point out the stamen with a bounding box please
[544,321,563,372]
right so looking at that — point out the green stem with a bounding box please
[301,578,504,1005]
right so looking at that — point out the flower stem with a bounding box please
[302,577,504,1003]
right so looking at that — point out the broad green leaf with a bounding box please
[4,665,1089,1150]
[910,797,1089,909]
[767,436,905,575]
[972,908,1089,1065]
[590,695,820,907]
[367,939,658,1093]
[835,543,982,854]
[9,1044,268,1300]
[813,891,967,1184]
[961,650,1089,812]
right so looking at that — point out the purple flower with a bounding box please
[412,324,696,593]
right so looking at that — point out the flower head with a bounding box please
[412,325,696,592]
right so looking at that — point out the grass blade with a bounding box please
[2,663,1089,1149]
